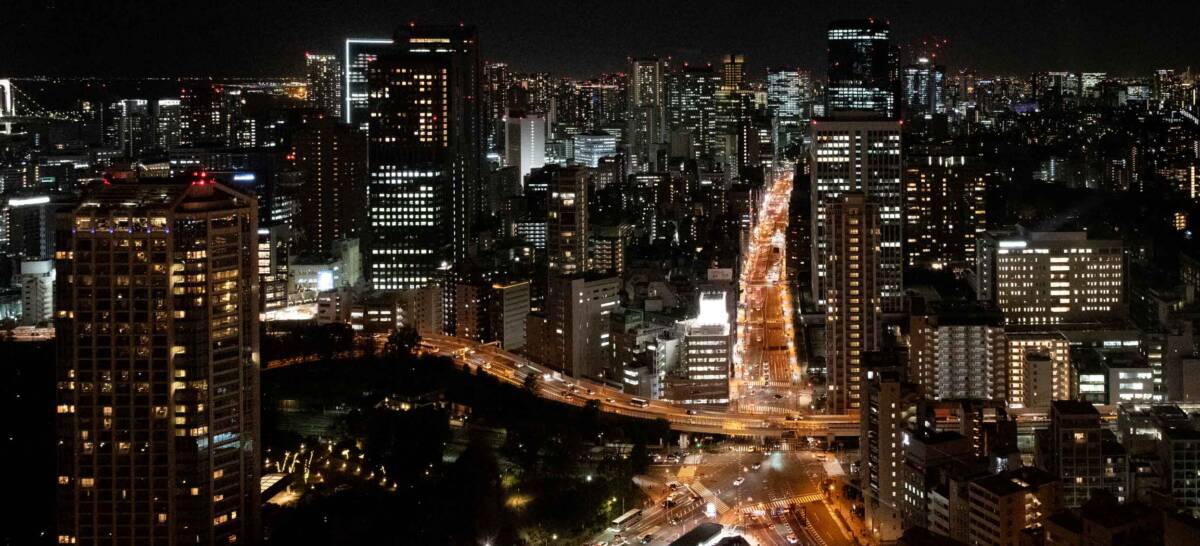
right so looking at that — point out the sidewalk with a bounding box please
[824,489,871,545]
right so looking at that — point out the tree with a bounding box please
[522,372,541,395]
[384,327,420,360]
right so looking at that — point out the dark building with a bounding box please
[366,24,484,297]
[291,115,367,256]
[825,19,898,118]
[54,174,260,545]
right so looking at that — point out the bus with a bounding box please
[610,508,642,532]
[628,398,649,408]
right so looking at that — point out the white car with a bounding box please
[733,477,745,486]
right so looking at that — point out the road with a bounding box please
[735,169,809,415]
[419,334,861,439]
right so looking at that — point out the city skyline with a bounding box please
[4,1,1200,78]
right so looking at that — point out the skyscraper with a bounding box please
[902,57,945,118]
[343,37,393,130]
[292,115,367,256]
[669,64,719,161]
[153,98,182,151]
[903,154,989,270]
[54,174,260,546]
[628,57,666,172]
[826,19,898,118]
[366,25,483,293]
[305,52,344,119]
[719,54,745,93]
[766,68,811,158]
[504,109,546,181]
[180,83,233,147]
[825,193,882,414]
[809,117,903,311]
[668,291,733,406]
[546,165,588,276]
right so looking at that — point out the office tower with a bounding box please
[54,175,260,546]
[1006,332,1070,410]
[118,99,151,159]
[825,193,882,414]
[154,99,182,150]
[720,54,745,92]
[6,192,74,260]
[826,19,898,117]
[628,56,666,172]
[965,467,1061,546]
[18,259,54,325]
[809,118,903,311]
[343,37,393,129]
[976,226,1125,326]
[766,68,811,158]
[902,57,946,118]
[668,64,719,161]
[257,224,290,314]
[903,155,989,270]
[455,279,530,350]
[366,25,483,292]
[908,301,1007,401]
[504,110,546,181]
[667,291,732,406]
[546,166,588,276]
[291,116,367,257]
[483,62,512,155]
[860,358,921,542]
[536,275,621,378]
[1037,401,1130,507]
[572,130,617,167]
[785,159,813,302]
[180,83,234,147]
[305,52,344,119]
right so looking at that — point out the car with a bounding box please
[733,477,745,486]
[773,393,784,399]
[686,409,698,415]
[752,462,762,470]
[786,533,799,544]
[606,397,616,403]
[587,388,596,395]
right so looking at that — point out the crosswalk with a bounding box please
[752,493,823,513]
[688,481,730,514]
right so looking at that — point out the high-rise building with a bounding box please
[1037,400,1130,507]
[305,52,344,119]
[153,99,182,151]
[54,175,260,546]
[504,109,546,181]
[343,37,393,130]
[482,62,512,155]
[667,291,733,406]
[825,193,882,414]
[117,99,151,159]
[546,165,588,276]
[860,356,921,542]
[766,68,812,158]
[976,226,1125,326]
[720,54,745,93]
[826,19,898,118]
[908,301,1007,401]
[903,155,989,270]
[668,64,719,161]
[902,57,946,118]
[17,259,54,325]
[292,116,367,256]
[180,83,235,147]
[809,117,903,311]
[366,25,483,292]
[628,57,666,172]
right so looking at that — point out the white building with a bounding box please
[668,291,732,406]
[572,130,618,168]
[17,259,54,325]
[504,110,546,182]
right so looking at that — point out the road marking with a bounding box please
[689,481,730,514]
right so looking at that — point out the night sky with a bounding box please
[3,0,1199,78]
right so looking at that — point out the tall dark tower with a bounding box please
[825,19,898,118]
[366,24,484,331]
[55,175,261,545]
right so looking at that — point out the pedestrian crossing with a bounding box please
[689,481,730,514]
[753,492,823,512]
